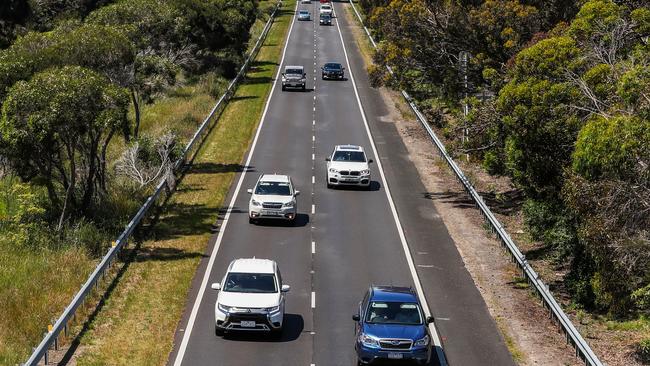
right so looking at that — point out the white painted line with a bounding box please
[311,241,316,254]
[312,135,315,142]
[313,119,315,125]
[172,3,299,365]
[334,13,448,366]
[312,153,315,160]
[311,204,315,214]
[313,106,316,112]
[312,175,315,184]
[311,291,316,308]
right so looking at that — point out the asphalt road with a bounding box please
[168,1,515,365]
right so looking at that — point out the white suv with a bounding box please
[325,145,373,189]
[247,174,299,223]
[211,258,290,335]
[319,4,333,16]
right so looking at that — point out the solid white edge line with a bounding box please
[172,2,299,365]
[333,10,448,366]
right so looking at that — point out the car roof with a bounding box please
[259,174,290,183]
[228,258,276,274]
[335,144,364,151]
[299,10,309,13]
[369,286,418,302]
[285,65,304,70]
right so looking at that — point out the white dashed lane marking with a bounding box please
[311,291,316,308]
[311,241,315,254]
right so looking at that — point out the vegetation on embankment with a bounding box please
[0,0,270,363]
[358,0,650,355]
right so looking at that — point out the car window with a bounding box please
[365,301,423,325]
[332,150,366,162]
[286,68,303,74]
[325,63,341,69]
[223,273,277,293]
[255,181,291,195]
[299,11,308,14]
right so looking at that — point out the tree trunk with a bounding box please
[131,88,141,139]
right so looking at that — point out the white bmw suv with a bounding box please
[211,258,290,335]
[325,145,373,189]
[247,174,299,224]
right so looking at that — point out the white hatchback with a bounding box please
[326,145,373,188]
[247,174,299,223]
[212,258,290,335]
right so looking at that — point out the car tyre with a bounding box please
[249,217,257,224]
[271,327,283,340]
[302,84,306,91]
[281,85,285,91]
[215,325,224,337]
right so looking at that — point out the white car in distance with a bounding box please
[319,4,333,16]
[301,0,310,3]
[211,258,290,335]
[326,145,373,189]
[247,174,299,224]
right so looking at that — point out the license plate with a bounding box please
[262,210,281,216]
[387,352,403,359]
[240,321,256,328]
[342,179,357,182]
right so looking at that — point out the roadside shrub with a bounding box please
[636,338,650,362]
[199,71,229,99]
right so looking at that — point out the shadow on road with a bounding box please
[223,313,304,343]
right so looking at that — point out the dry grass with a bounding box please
[74,1,294,365]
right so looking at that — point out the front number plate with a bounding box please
[240,320,256,328]
[387,353,403,359]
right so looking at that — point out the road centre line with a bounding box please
[171,2,299,365]
[311,204,315,214]
[311,241,315,254]
[311,291,316,308]
[312,176,315,184]
[333,11,448,366]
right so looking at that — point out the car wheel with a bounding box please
[282,85,285,91]
[302,85,306,91]
[215,325,224,337]
[249,217,257,224]
[271,327,283,340]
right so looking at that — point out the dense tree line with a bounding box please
[363,0,650,316]
[0,0,259,247]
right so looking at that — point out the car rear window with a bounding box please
[286,68,303,74]
[223,273,277,293]
[255,181,291,195]
[333,151,366,162]
[365,301,423,325]
[325,63,341,69]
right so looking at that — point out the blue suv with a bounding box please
[353,286,433,365]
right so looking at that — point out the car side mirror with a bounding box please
[352,314,360,321]
[325,157,331,161]
[281,284,291,292]
[368,159,374,163]
[211,283,221,290]
[303,73,306,77]
[343,67,346,70]
[247,189,253,194]
[426,316,434,324]
[294,190,300,196]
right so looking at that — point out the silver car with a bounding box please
[298,10,310,21]
[281,65,306,91]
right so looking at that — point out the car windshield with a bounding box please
[325,63,341,69]
[333,150,366,162]
[299,11,308,14]
[365,301,423,325]
[255,181,291,195]
[286,68,302,75]
[320,14,330,19]
[321,5,330,9]
[223,273,277,293]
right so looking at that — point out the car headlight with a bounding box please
[265,305,281,313]
[360,169,370,175]
[282,201,294,208]
[359,333,380,348]
[414,335,430,347]
[217,303,231,313]
[329,168,338,173]
[282,76,286,81]
[251,198,261,207]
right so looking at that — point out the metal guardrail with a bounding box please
[347,1,603,365]
[23,2,282,365]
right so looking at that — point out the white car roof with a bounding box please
[228,258,276,274]
[259,174,290,183]
[285,65,304,70]
[335,144,363,152]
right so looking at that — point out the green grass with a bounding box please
[75,1,294,365]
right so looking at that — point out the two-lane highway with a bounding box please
[168,1,515,365]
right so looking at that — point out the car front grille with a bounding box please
[379,339,413,350]
[339,171,360,176]
[262,202,283,209]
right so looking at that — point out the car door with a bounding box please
[277,269,285,311]
[355,289,369,336]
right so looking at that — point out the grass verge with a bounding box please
[74,1,295,365]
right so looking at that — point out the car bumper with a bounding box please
[355,342,431,365]
[322,72,343,79]
[298,16,310,20]
[327,173,370,186]
[249,206,297,220]
[282,81,305,88]
[215,308,284,332]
